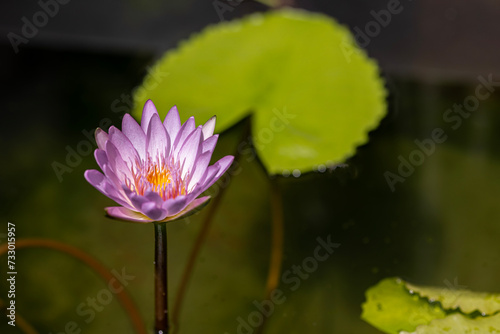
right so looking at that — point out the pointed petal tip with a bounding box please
[188,194,211,209]
[146,112,171,158]
[221,155,235,167]
[95,128,109,150]
[144,99,156,109]
[122,113,136,124]
[214,155,234,178]
[167,105,179,117]
[202,116,217,139]
[164,104,182,141]
[141,100,159,132]
[122,113,146,160]
[108,125,118,135]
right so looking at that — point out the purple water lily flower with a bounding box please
[84,100,234,223]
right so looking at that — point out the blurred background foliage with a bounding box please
[1,1,500,333]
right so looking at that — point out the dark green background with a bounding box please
[2,1,500,333]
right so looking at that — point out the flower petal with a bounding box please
[109,126,141,168]
[178,126,202,179]
[163,195,188,216]
[122,186,166,216]
[201,155,234,191]
[141,99,158,134]
[188,150,212,191]
[105,207,154,223]
[143,190,164,206]
[85,170,133,209]
[95,128,108,150]
[202,134,218,154]
[124,188,149,210]
[103,165,126,194]
[163,105,182,143]
[202,116,216,140]
[146,113,170,160]
[103,183,134,209]
[105,141,134,181]
[213,155,234,179]
[85,169,106,188]
[122,114,146,161]
[123,187,164,219]
[158,196,211,223]
[141,202,168,221]
[188,164,221,200]
[94,149,108,171]
[173,116,195,154]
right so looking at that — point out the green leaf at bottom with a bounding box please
[400,313,500,334]
[405,281,500,315]
[361,278,446,334]
[362,277,500,334]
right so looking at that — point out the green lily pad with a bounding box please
[406,281,500,315]
[400,313,500,334]
[132,9,386,175]
[363,277,500,334]
[361,278,446,334]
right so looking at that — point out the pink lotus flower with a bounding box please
[85,100,234,223]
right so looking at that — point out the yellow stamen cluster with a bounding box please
[146,164,172,194]
[126,157,187,201]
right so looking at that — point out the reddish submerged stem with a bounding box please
[256,180,284,334]
[171,119,251,333]
[0,238,146,334]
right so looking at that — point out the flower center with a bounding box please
[146,164,172,193]
[126,157,187,201]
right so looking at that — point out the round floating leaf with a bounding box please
[400,313,500,334]
[406,281,500,315]
[132,9,386,175]
[361,278,446,334]
[363,277,500,334]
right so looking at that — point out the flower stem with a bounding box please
[155,223,169,333]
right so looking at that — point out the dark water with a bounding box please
[1,45,500,334]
